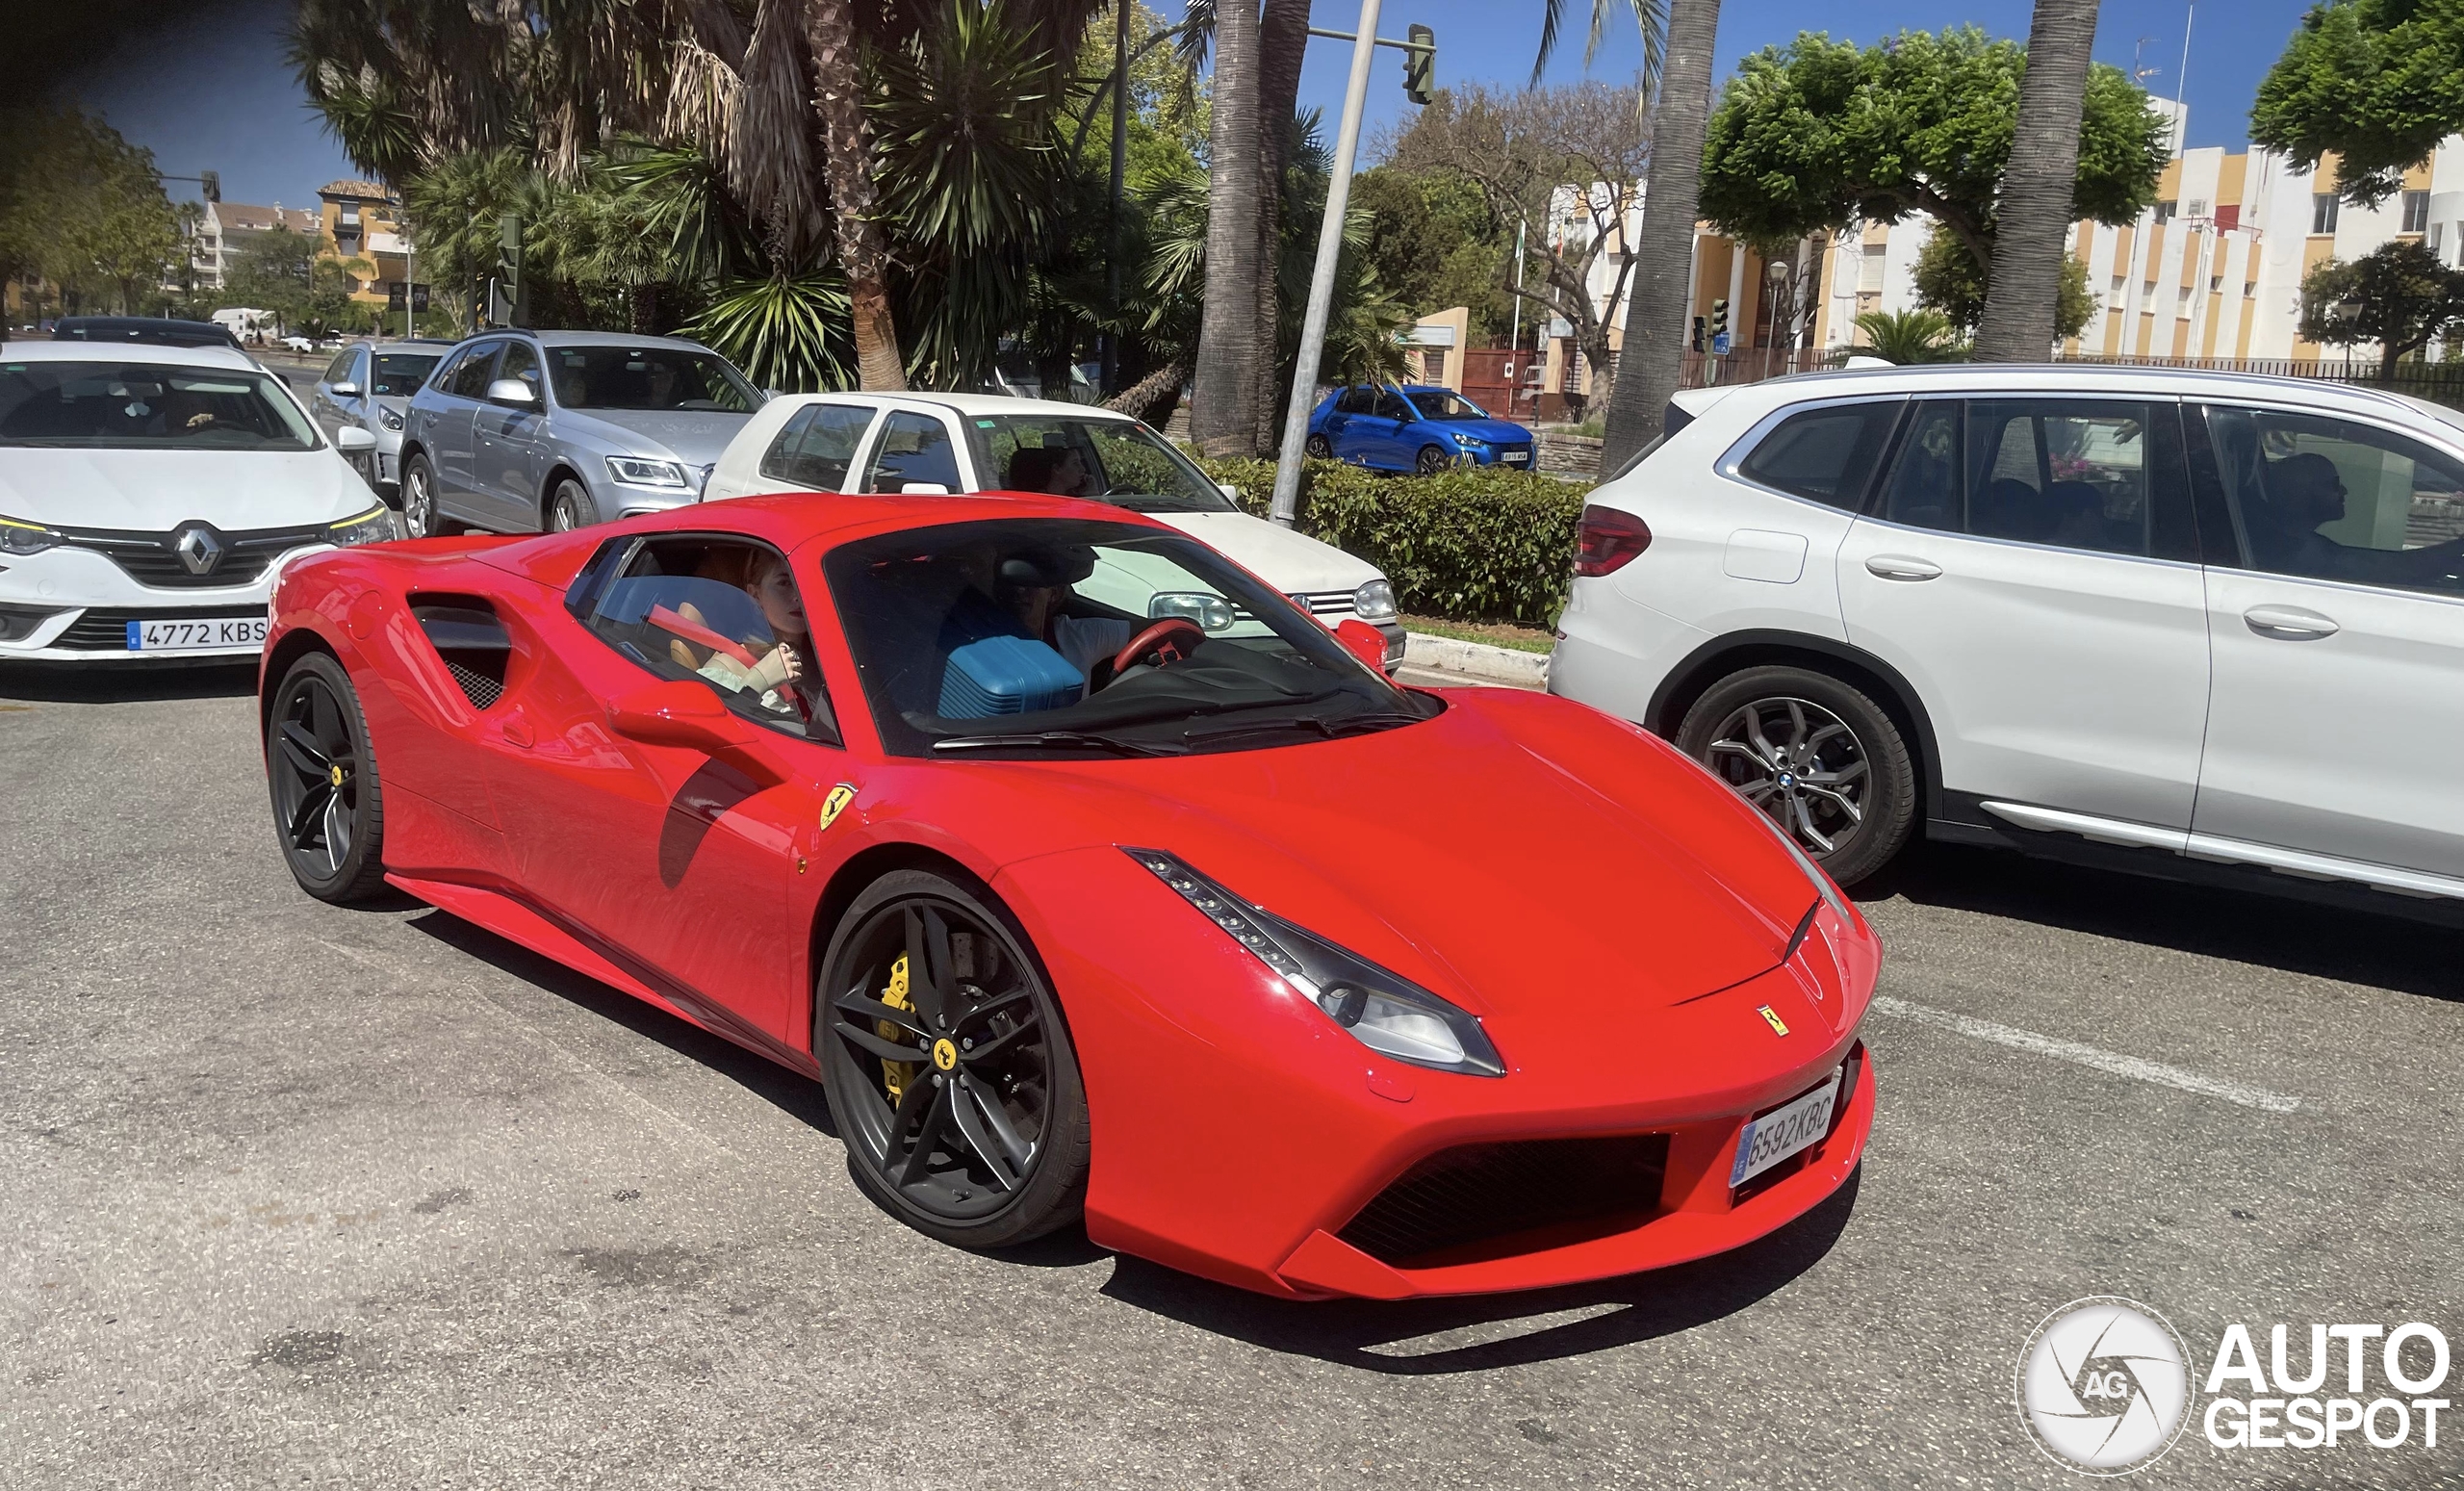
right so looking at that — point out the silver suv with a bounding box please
[308,337,453,497]
[397,330,763,537]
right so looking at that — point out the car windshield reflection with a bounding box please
[827,518,1432,758]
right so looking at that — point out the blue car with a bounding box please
[1304,383,1535,475]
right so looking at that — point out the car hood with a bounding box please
[950,690,1817,1027]
[553,408,752,467]
[1149,510,1382,592]
[0,448,374,530]
[1436,418,1531,445]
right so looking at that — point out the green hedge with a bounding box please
[1196,457,1591,629]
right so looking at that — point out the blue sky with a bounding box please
[60,0,2316,210]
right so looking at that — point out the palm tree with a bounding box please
[1249,0,1312,454]
[1191,0,1263,457]
[1575,0,1716,472]
[803,0,906,389]
[1974,0,2102,363]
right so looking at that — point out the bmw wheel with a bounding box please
[1304,433,1334,459]
[548,477,600,531]
[267,652,389,904]
[817,870,1090,1248]
[1415,444,1451,476]
[1676,665,1916,887]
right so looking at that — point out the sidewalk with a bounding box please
[1393,630,1549,691]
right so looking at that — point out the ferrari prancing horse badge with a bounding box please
[820,784,858,832]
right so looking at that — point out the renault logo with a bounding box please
[173,524,224,577]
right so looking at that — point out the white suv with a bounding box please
[1551,364,2464,910]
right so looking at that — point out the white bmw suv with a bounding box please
[0,341,394,661]
[1552,363,2464,912]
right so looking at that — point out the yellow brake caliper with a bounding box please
[879,954,919,1104]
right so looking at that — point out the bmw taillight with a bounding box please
[1574,504,1652,577]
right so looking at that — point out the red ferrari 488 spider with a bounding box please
[258,491,1876,1299]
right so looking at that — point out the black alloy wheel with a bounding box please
[817,870,1089,1248]
[1676,664,1917,887]
[1304,432,1334,459]
[1415,443,1451,476]
[267,652,389,903]
[548,477,599,531]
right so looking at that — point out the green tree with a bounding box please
[1350,167,1513,336]
[2251,0,2464,207]
[1854,308,1964,364]
[1912,224,2097,340]
[1699,27,2166,311]
[224,225,321,334]
[0,107,179,317]
[2298,241,2464,376]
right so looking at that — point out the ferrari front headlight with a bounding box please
[326,505,396,547]
[0,516,60,555]
[1125,847,1505,1076]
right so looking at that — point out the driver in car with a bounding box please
[994,546,1134,679]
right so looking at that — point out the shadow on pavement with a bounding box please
[405,905,838,1139]
[0,659,259,704]
[1100,1170,1860,1375]
[1866,840,2464,1003]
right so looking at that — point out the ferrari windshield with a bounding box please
[1404,389,1491,422]
[964,414,1237,513]
[0,361,321,450]
[828,517,1431,758]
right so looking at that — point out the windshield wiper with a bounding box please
[932,730,1189,758]
[1181,710,1428,748]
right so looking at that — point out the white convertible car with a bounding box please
[0,341,395,662]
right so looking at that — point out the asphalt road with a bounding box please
[4,663,2460,1490]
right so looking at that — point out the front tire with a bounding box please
[1415,443,1451,476]
[1676,665,1916,887]
[400,454,452,538]
[1304,432,1334,459]
[548,477,600,532]
[267,652,389,904]
[816,870,1090,1249]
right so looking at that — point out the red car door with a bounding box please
[483,532,852,1050]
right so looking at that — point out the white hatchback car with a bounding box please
[704,392,1404,661]
[0,341,394,661]
[1552,364,2464,909]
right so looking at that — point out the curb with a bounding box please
[1401,631,1551,688]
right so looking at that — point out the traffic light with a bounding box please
[1691,315,1706,352]
[1402,24,1435,105]
[1709,298,1729,343]
[198,169,219,203]
[488,213,526,326]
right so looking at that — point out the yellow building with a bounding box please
[314,180,408,307]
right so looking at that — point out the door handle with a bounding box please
[2244,604,2340,639]
[1864,554,1943,581]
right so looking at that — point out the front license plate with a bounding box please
[1730,1067,1842,1187]
[1502,450,1530,465]
[125,615,269,652]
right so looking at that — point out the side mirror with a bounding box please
[607,680,753,756]
[900,482,952,496]
[330,381,360,398]
[1216,482,1244,502]
[335,425,377,453]
[1334,618,1391,676]
[486,377,538,406]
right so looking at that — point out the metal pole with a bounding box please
[1270,0,1381,527]
[1507,217,1526,415]
[2172,4,2194,156]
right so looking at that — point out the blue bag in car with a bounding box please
[938,633,1084,718]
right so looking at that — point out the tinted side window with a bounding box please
[495,342,543,400]
[448,344,502,398]
[766,403,874,490]
[581,535,839,743]
[1877,401,1963,531]
[1335,387,1373,415]
[1963,401,2159,556]
[1735,400,1899,509]
[323,349,358,384]
[1373,390,1412,421]
[2195,403,2464,596]
[861,411,962,492]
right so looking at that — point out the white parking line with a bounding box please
[1868,994,2302,1114]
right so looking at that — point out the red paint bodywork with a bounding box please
[262,492,1880,1298]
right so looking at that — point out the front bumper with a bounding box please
[0,541,317,662]
[998,846,1877,1298]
